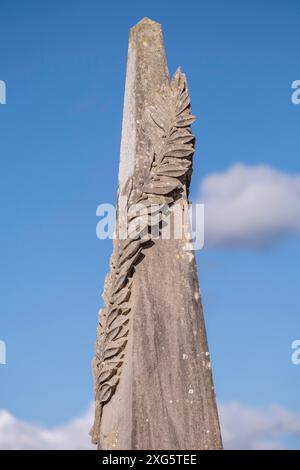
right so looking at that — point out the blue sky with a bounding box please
[0,0,300,449]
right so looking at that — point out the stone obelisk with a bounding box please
[91,18,222,450]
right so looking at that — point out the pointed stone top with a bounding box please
[131,17,161,30]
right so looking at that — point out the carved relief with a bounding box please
[91,69,196,445]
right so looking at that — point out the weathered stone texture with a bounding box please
[92,17,222,450]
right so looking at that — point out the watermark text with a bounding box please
[0,340,6,365]
[291,339,300,365]
[291,80,300,105]
[0,80,6,105]
[96,200,205,250]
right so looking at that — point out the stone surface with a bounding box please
[91,17,223,450]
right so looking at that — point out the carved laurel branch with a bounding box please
[90,68,195,445]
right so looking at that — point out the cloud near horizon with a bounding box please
[197,164,300,249]
[0,401,299,450]
[0,405,95,450]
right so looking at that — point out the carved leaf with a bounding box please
[143,178,180,195]
[106,307,121,328]
[176,89,190,115]
[170,127,192,136]
[111,281,132,305]
[148,195,173,205]
[99,384,113,403]
[172,68,185,94]
[109,314,129,331]
[106,326,122,342]
[156,164,190,178]
[119,239,142,266]
[169,133,194,145]
[112,272,128,295]
[118,250,142,279]
[175,115,196,127]
[99,376,120,403]
[103,337,127,360]
[164,145,194,158]
[163,157,192,168]
[104,359,123,369]
[98,367,117,385]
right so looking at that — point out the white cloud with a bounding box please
[0,401,299,450]
[198,164,300,249]
[219,401,300,450]
[0,405,95,450]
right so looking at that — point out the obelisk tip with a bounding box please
[131,17,161,31]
